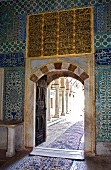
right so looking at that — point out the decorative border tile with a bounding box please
[95,48,111,65]
[95,33,111,49]
[0,52,24,67]
[0,40,26,53]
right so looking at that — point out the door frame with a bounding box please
[24,55,95,155]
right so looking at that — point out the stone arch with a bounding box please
[30,61,89,84]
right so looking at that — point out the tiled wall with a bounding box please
[96,66,111,141]
[1,0,111,141]
[3,67,24,121]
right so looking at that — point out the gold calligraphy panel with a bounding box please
[75,8,92,54]
[27,7,92,58]
[28,14,43,57]
[58,10,75,55]
[43,12,58,56]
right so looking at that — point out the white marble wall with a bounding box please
[24,59,36,148]
[84,55,95,155]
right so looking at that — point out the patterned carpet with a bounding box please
[5,156,73,170]
[48,121,84,150]
[4,121,84,170]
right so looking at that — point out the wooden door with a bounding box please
[35,75,47,146]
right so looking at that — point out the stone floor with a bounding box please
[1,114,111,169]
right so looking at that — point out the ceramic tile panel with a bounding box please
[0,5,14,42]
[0,40,26,53]
[95,33,111,49]
[94,3,111,33]
[95,48,111,65]
[1,0,111,53]
[3,67,25,121]
[0,6,26,43]
[96,66,111,141]
[0,52,24,67]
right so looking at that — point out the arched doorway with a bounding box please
[24,57,95,155]
[37,76,85,154]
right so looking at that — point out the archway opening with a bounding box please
[25,59,95,156]
[38,76,85,154]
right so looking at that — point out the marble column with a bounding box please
[66,89,70,114]
[61,88,66,116]
[47,88,51,121]
[69,86,73,114]
[54,79,60,118]
[61,78,66,116]
[6,127,15,157]
[66,79,70,114]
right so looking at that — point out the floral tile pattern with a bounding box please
[3,67,25,121]
[96,66,111,141]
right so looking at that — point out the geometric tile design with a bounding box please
[95,33,111,49]
[0,53,24,67]
[28,7,92,57]
[0,0,105,16]
[0,40,26,53]
[96,66,111,141]
[94,3,111,33]
[3,67,25,121]
[95,48,111,65]
[0,5,14,43]
[0,0,110,52]
[13,14,26,41]
[0,5,26,43]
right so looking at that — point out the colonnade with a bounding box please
[47,78,75,120]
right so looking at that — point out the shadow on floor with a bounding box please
[0,149,31,170]
[1,150,111,170]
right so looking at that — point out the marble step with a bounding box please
[29,147,85,160]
